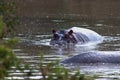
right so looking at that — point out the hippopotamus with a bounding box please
[50,27,103,46]
[61,51,120,64]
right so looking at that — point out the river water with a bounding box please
[6,0,120,79]
[9,18,119,80]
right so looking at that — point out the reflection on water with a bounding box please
[13,25,120,80]
[6,49,67,80]
[78,64,120,80]
[6,0,120,79]
[99,36,120,51]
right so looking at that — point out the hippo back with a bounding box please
[61,51,120,64]
[67,27,103,42]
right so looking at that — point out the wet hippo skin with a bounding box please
[61,51,120,64]
[50,27,103,46]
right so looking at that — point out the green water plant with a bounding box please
[0,16,6,39]
[0,0,20,79]
[0,45,19,79]
[3,37,18,48]
[0,0,19,38]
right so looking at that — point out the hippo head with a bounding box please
[50,29,76,46]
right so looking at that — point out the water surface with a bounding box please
[13,22,120,80]
[7,0,120,79]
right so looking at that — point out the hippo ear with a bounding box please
[68,30,73,35]
[52,29,56,34]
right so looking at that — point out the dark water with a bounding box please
[7,0,120,79]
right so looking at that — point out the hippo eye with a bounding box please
[64,34,69,39]
[53,34,59,40]
[62,34,70,42]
